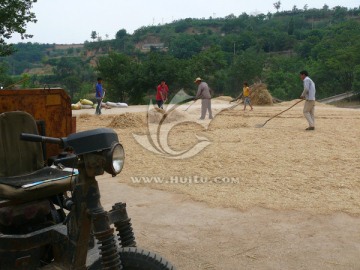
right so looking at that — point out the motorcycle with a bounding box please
[0,111,175,269]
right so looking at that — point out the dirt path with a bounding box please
[99,175,360,270]
[74,99,360,269]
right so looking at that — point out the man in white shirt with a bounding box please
[300,70,316,131]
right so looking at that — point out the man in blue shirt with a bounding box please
[95,77,105,115]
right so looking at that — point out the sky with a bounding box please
[9,0,360,44]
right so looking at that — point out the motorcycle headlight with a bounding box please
[104,142,125,176]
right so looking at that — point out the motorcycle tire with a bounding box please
[88,247,175,270]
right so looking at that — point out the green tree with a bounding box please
[332,6,348,23]
[63,75,81,100]
[295,30,323,58]
[0,0,37,56]
[169,34,202,59]
[96,52,134,102]
[189,46,228,93]
[51,57,90,99]
[352,65,360,92]
[273,1,281,13]
[264,55,305,100]
[53,57,79,79]
[115,29,127,39]
[90,31,97,41]
[73,82,94,101]
[227,47,266,96]
[288,17,295,35]
[310,21,360,96]
[0,63,13,88]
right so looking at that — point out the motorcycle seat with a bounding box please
[0,111,45,177]
[0,166,77,203]
[0,111,77,203]
[0,167,78,201]
[0,166,77,188]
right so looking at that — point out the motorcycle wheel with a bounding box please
[88,247,175,270]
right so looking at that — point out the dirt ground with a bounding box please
[72,98,360,270]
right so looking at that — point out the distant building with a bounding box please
[141,43,167,52]
[54,44,84,50]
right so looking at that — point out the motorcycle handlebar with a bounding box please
[20,133,63,145]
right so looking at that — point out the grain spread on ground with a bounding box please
[72,98,360,270]
[74,98,360,216]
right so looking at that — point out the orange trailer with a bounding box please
[0,88,76,159]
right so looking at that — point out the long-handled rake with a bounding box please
[224,94,244,111]
[255,99,304,128]
[228,100,243,110]
[183,99,197,111]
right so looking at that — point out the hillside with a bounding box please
[1,5,360,103]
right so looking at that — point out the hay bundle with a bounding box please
[108,113,144,128]
[250,83,273,105]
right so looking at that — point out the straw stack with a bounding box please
[250,83,273,105]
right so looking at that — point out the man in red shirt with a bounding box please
[156,79,169,109]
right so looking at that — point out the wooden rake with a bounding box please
[255,99,304,128]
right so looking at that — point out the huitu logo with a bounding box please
[133,89,233,159]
